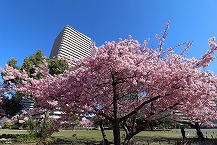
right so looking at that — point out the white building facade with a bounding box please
[49,25,92,59]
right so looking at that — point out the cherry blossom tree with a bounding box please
[79,117,93,129]
[2,23,217,144]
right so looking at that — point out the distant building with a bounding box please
[22,98,35,112]
[49,25,92,59]
[49,110,62,119]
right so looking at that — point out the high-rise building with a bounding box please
[49,25,92,59]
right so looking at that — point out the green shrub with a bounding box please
[24,116,55,138]
[16,134,40,143]
[25,118,36,133]
[5,122,12,129]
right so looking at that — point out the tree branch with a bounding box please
[120,95,167,122]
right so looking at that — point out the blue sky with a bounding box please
[1,0,217,75]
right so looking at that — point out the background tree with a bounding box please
[7,57,20,70]
[2,49,68,82]
[21,49,68,79]
[47,58,69,76]
[21,50,45,79]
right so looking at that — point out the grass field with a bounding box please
[52,129,183,141]
[0,129,27,135]
[0,129,184,144]
[0,129,182,144]
[0,129,217,144]
[52,130,183,144]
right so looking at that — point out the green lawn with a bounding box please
[52,129,183,144]
[0,129,182,144]
[52,130,217,144]
[0,129,27,135]
[52,130,124,143]
[52,129,183,140]
[0,129,212,144]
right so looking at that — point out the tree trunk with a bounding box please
[113,122,121,145]
[123,134,133,145]
[181,127,187,140]
[99,121,110,145]
[111,74,121,145]
[121,123,131,144]
[195,122,204,140]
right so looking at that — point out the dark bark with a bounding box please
[110,74,172,144]
[175,121,204,140]
[122,120,146,144]
[121,120,134,144]
[195,122,204,140]
[123,135,133,145]
[121,123,130,144]
[120,95,163,122]
[123,125,147,144]
[113,122,121,145]
[112,73,121,145]
[181,127,187,140]
[99,121,110,145]
[122,103,178,143]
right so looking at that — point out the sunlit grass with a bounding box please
[0,129,28,134]
[52,129,183,143]
[0,129,192,140]
[52,130,121,143]
[1,129,216,144]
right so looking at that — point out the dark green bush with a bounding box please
[16,134,40,143]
